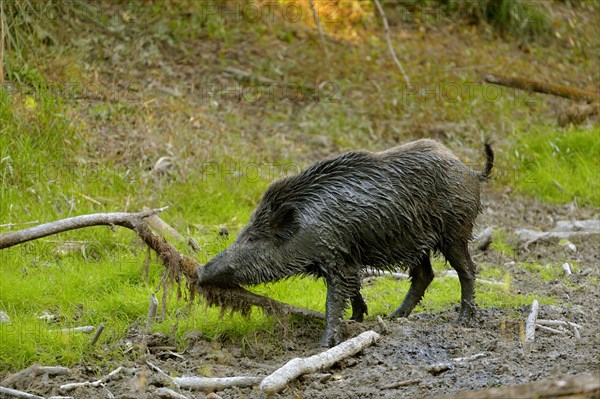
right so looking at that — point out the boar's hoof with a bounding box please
[320,332,341,348]
[457,307,477,326]
[388,307,411,320]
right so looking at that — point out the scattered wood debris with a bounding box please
[260,330,380,394]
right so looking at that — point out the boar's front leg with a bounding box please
[321,285,345,347]
[321,270,350,347]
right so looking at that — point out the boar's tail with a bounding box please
[478,143,494,182]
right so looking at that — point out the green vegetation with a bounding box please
[0,0,597,373]
[507,126,600,206]
[398,0,551,40]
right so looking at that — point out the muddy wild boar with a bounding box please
[197,139,494,347]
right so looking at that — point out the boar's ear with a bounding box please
[270,202,298,237]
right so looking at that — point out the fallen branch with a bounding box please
[49,326,95,334]
[0,210,327,322]
[523,299,539,356]
[155,387,189,399]
[59,366,126,393]
[143,206,185,243]
[372,0,410,86]
[482,73,599,103]
[0,208,168,249]
[0,386,44,399]
[535,324,567,335]
[260,330,380,394]
[1,365,70,388]
[381,378,421,390]
[516,219,599,248]
[364,267,408,280]
[173,376,262,391]
[537,319,582,329]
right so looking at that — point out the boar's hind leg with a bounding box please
[443,241,477,323]
[389,254,434,319]
[350,270,368,322]
[350,291,368,322]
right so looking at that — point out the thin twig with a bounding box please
[523,299,539,356]
[308,0,328,56]
[372,0,410,86]
[89,323,105,346]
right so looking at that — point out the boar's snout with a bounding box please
[197,251,238,288]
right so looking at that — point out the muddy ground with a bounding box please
[1,191,598,398]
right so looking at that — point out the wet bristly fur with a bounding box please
[197,139,494,344]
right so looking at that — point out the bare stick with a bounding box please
[0,386,44,399]
[442,270,503,286]
[89,323,105,346]
[155,387,189,399]
[0,207,168,249]
[147,293,159,329]
[523,299,539,355]
[308,0,328,56]
[536,319,582,329]
[1,365,70,387]
[377,315,390,335]
[483,73,599,103]
[50,326,95,334]
[59,366,124,393]
[364,267,408,280]
[143,206,185,242]
[451,353,487,363]
[572,325,581,340]
[381,379,421,390]
[260,330,380,394]
[372,0,410,86]
[173,376,262,391]
[535,324,567,335]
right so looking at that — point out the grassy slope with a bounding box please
[1,1,598,371]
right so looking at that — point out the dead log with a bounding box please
[482,73,599,103]
[260,330,380,394]
[431,374,599,399]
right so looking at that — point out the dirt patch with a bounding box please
[2,193,598,399]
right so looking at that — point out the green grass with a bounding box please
[506,126,600,206]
